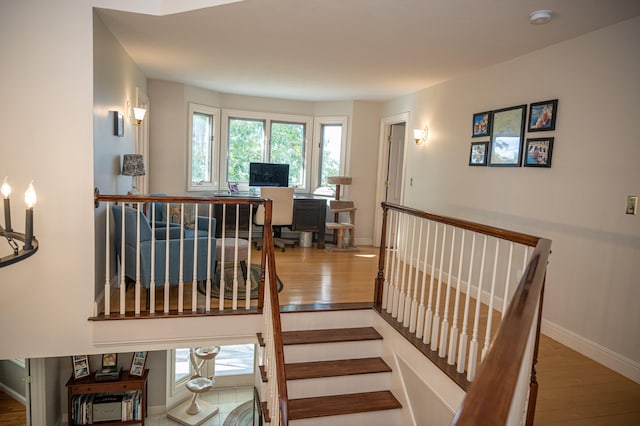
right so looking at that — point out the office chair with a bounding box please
[254,187,295,251]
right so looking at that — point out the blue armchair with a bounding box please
[111,205,217,292]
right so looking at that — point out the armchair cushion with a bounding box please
[112,205,217,288]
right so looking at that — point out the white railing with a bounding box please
[375,202,550,425]
[94,193,262,316]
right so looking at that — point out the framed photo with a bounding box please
[469,141,488,166]
[129,351,147,377]
[528,99,558,132]
[71,355,91,380]
[102,353,118,371]
[228,182,239,193]
[472,111,491,137]
[489,105,527,167]
[112,111,124,137]
[524,137,554,168]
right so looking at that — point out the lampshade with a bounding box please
[133,107,146,122]
[122,154,146,177]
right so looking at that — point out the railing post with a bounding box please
[525,274,546,426]
[375,204,389,306]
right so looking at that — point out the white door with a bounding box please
[386,123,405,205]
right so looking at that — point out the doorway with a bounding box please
[373,113,409,246]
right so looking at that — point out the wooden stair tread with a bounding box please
[286,357,391,380]
[288,391,401,420]
[282,327,382,345]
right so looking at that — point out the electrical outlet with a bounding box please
[626,196,638,215]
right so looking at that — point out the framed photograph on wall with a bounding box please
[524,137,554,168]
[472,111,492,137]
[528,99,558,132]
[129,351,147,377]
[469,141,489,166]
[489,105,527,167]
[71,355,91,380]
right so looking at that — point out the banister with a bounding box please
[452,238,550,425]
[263,199,289,425]
[381,202,540,247]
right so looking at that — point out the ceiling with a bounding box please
[95,0,640,102]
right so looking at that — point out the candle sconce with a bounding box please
[1,177,39,268]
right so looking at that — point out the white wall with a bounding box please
[382,17,640,380]
[0,0,96,359]
[147,82,382,244]
[93,11,148,295]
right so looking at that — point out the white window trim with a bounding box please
[220,109,313,192]
[311,116,349,194]
[187,103,221,192]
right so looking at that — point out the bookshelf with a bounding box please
[66,369,148,426]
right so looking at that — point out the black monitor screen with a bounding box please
[249,162,289,187]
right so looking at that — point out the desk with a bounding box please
[211,192,329,249]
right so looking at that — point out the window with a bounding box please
[222,110,312,191]
[312,116,348,194]
[187,103,220,191]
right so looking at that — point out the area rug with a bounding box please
[197,263,283,300]
[223,400,254,426]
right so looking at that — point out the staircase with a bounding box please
[270,309,403,425]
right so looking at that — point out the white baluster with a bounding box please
[439,227,456,358]
[416,220,431,339]
[246,204,253,310]
[149,202,156,314]
[134,203,142,315]
[467,235,487,381]
[431,225,447,351]
[164,203,170,314]
[206,204,213,312]
[448,230,465,365]
[120,204,126,315]
[391,214,403,318]
[409,219,423,332]
[482,238,500,361]
[232,204,240,310]
[501,242,514,319]
[386,211,399,312]
[104,202,111,316]
[178,203,185,313]
[397,215,410,321]
[457,232,476,373]
[423,222,439,344]
[402,216,417,326]
[219,204,227,311]
[192,203,199,313]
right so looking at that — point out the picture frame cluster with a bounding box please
[469,99,557,168]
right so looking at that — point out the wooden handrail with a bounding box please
[263,199,289,425]
[381,202,541,247]
[451,237,551,425]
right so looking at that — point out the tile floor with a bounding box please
[149,386,254,426]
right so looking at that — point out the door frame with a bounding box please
[373,112,410,247]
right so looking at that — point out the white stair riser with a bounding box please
[281,310,375,331]
[284,340,382,363]
[288,408,402,426]
[287,372,392,399]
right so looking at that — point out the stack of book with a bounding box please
[121,390,143,421]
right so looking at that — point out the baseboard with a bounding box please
[541,319,640,384]
[0,382,26,405]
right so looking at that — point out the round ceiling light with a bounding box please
[529,9,552,25]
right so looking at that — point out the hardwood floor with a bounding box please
[0,392,26,426]
[102,245,640,425]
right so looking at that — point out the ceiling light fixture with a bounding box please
[529,10,552,25]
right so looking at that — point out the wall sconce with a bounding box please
[1,177,39,267]
[414,125,430,145]
[133,107,146,126]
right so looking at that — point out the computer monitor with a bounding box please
[249,162,289,187]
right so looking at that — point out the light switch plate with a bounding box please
[626,196,638,215]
